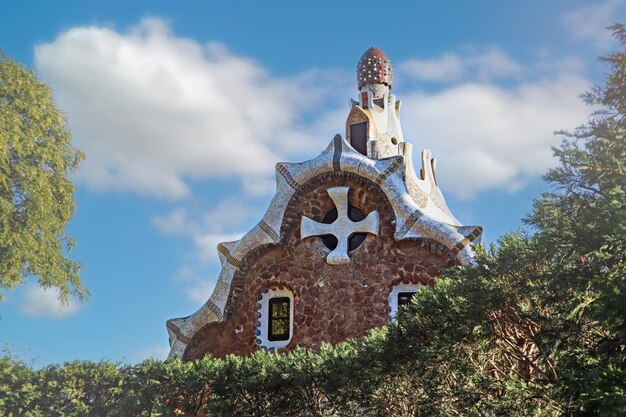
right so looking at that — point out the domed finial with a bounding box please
[357,47,393,89]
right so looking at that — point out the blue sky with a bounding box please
[1,0,624,366]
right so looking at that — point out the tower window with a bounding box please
[373,98,385,109]
[268,297,291,342]
[350,122,368,156]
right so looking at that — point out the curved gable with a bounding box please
[167,135,478,359]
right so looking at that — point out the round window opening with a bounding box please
[320,205,367,251]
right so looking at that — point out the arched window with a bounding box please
[268,297,290,342]
[388,280,426,322]
[350,122,368,155]
[255,287,294,349]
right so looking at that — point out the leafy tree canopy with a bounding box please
[0,52,86,303]
[389,23,626,415]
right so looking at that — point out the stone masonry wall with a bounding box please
[184,172,456,360]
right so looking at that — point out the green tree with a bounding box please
[0,353,39,416]
[0,52,85,303]
[524,23,626,414]
[386,23,626,416]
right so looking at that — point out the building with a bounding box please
[166,47,482,361]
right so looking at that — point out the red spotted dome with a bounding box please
[357,47,393,89]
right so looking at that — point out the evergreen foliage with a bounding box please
[1,25,624,417]
[0,52,85,302]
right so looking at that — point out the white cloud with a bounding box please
[170,230,242,303]
[399,47,522,83]
[201,198,260,233]
[175,265,195,281]
[396,47,590,198]
[150,208,196,236]
[563,0,625,49]
[466,47,523,80]
[134,345,169,361]
[184,279,218,304]
[19,284,81,318]
[194,232,245,264]
[37,18,586,204]
[400,53,464,82]
[151,199,253,302]
[242,175,277,197]
[35,18,336,200]
[151,195,255,244]
[152,197,254,263]
[401,75,590,198]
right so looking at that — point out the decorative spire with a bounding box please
[357,47,393,89]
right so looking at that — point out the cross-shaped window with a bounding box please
[300,186,379,265]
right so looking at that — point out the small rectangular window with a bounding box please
[268,297,290,341]
[398,292,416,307]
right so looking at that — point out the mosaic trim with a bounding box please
[425,239,457,261]
[464,226,483,242]
[206,299,224,321]
[227,255,241,268]
[258,219,280,243]
[396,210,423,239]
[217,243,230,259]
[217,243,241,268]
[451,238,471,255]
[276,163,300,190]
[332,134,343,172]
[375,157,403,186]
[166,321,192,345]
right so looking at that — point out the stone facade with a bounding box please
[184,172,455,360]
